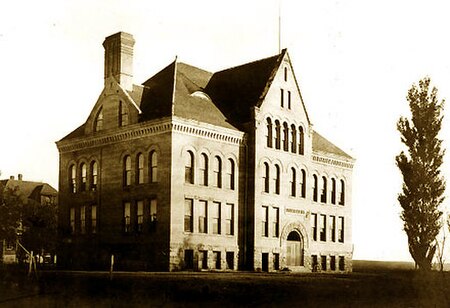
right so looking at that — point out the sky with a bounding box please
[2,0,450,262]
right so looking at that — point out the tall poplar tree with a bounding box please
[396,77,445,271]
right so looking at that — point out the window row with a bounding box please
[311,213,345,243]
[261,205,280,238]
[69,161,98,193]
[123,151,158,186]
[70,205,97,235]
[94,101,129,133]
[266,118,304,154]
[123,199,158,234]
[184,198,235,236]
[262,164,346,205]
[184,151,236,190]
[184,249,235,270]
[311,255,345,272]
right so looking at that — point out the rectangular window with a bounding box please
[137,200,144,232]
[198,200,207,233]
[262,206,269,237]
[70,207,75,234]
[200,250,208,269]
[330,256,336,271]
[321,255,327,271]
[339,256,345,271]
[150,198,157,231]
[91,205,97,234]
[213,251,221,269]
[184,199,193,232]
[288,91,291,109]
[280,89,284,107]
[311,213,317,241]
[80,205,86,234]
[273,253,280,270]
[311,255,318,272]
[212,201,221,234]
[272,207,279,237]
[320,214,326,241]
[330,215,336,242]
[225,203,234,235]
[226,252,234,270]
[124,202,131,233]
[338,216,344,243]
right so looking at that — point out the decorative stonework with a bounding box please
[173,123,243,145]
[280,221,309,248]
[312,153,354,169]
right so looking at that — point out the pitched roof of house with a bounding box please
[0,179,57,203]
[312,131,353,160]
[204,50,286,127]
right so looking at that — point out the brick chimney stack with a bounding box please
[103,32,135,91]
[18,174,23,181]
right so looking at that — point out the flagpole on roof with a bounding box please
[278,0,281,54]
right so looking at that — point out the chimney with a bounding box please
[18,174,23,181]
[9,175,14,180]
[103,32,135,91]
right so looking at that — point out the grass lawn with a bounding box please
[1,263,449,307]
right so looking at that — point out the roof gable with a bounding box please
[312,130,353,160]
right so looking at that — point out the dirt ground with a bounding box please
[1,266,449,307]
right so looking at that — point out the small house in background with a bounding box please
[0,174,58,263]
[56,32,354,272]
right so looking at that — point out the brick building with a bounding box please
[56,32,354,272]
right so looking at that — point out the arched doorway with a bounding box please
[286,231,304,267]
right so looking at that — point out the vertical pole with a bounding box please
[28,251,33,276]
[110,254,114,280]
[278,0,281,53]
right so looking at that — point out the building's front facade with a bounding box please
[56,32,354,272]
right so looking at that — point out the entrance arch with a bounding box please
[286,231,303,266]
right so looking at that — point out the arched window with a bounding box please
[291,124,297,153]
[331,178,336,204]
[300,169,306,198]
[263,162,270,193]
[80,163,87,191]
[283,122,289,151]
[313,174,318,202]
[227,158,235,190]
[185,151,194,184]
[200,153,208,186]
[275,120,281,149]
[290,167,296,197]
[94,107,103,132]
[280,89,284,107]
[69,164,76,193]
[136,153,144,184]
[266,118,273,148]
[118,101,128,127]
[298,126,304,155]
[321,176,327,203]
[284,67,288,82]
[274,164,280,195]
[339,180,345,205]
[213,156,222,188]
[150,151,158,183]
[123,155,131,186]
[90,161,98,191]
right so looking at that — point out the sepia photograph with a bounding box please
[1,0,450,306]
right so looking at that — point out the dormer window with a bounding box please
[119,101,128,127]
[94,107,103,132]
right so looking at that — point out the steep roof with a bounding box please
[312,131,353,160]
[204,50,286,127]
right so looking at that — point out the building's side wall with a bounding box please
[169,118,243,271]
[58,118,173,271]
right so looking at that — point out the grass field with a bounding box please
[1,261,449,307]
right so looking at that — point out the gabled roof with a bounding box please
[0,179,57,203]
[312,131,353,160]
[204,50,286,127]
